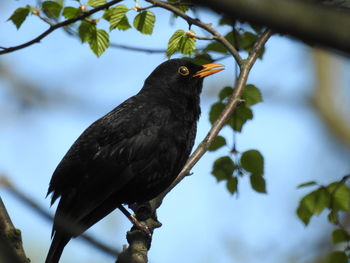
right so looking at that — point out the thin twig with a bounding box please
[0,0,123,55]
[0,176,120,257]
[145,0,243,66]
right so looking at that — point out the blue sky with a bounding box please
[1,1,350,263]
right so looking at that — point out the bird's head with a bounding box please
[142,58,224,97]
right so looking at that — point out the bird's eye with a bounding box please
[178,66,190,76]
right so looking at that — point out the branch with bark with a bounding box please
[0,196,29,263]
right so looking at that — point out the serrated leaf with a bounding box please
[209,102,225,124]
[211,156,236,182]
[103,5,130,31]
[250,173,266,193]
[8,6,30,29]
[116,16,131,31]
[328,182,350,211]
[89,29,109,57]
[228,104,253,132]
[42,1,62,18]
[327,251,347,263]
[242,84,263,107]
[87,0,106,7]
[226,177,238,194]
[133,11,155,35]
[62,6,81,19]
[208,135,226,152]
[241,150,264,176]
[78,21,95,43]
[332,229,349,244]
[167,29,196,58]
[219,86,233,101]
[297,181,318,189]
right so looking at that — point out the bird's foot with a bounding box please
[118,205,152,236]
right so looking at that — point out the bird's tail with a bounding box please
[45,233,70,263]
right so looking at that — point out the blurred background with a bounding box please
[1,1,350,263]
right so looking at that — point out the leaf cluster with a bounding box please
[8,1,157,57]
[209,84,265,195]
[296,178,350,263]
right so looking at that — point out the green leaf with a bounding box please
[167,29,196,58]
[313,188,331,214]
[226,177,238,194]
[133,11,155,35]
[219,86,233,101]
[332,229,349,244]
[116,16,132,31]
[228,104,253,132]
[89,29,110,57]
[240,150,264,176]
[87,0,106,7]
[167,0,190,12]
[328,210,339,225]
[187,53,213,65]
[328,182,350,211]
[209,102,225,124]
[205,42,227,53]
[208,136,226,151]
[242,84,263,107]
[62,6,81,19]
[78,21,95,43]
[211,156,236,182]
[296,188,330,224]
[250,173,266,193]
[42,1,62,18]
[239,32,259,51]
[8,6,30,29]
[219,15,234,26]
[103,5,130,31]
[297,202,313,225]
[327,251,347,263]
[297,181,318,189]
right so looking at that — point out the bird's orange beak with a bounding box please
[193,63,225,78]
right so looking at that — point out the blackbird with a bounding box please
[45,58,224,263]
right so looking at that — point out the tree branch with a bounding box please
[0,176,120,257]
[0,0,123,55]
[193,0,350,55]
[0,197,29,263]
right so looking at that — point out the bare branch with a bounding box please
[0,176,120,257]
[0,0,123,55]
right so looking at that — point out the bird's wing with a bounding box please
[49,98,173,223]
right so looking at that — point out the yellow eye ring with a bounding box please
[178,66,189,76]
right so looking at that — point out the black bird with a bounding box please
[45,58,224,263]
